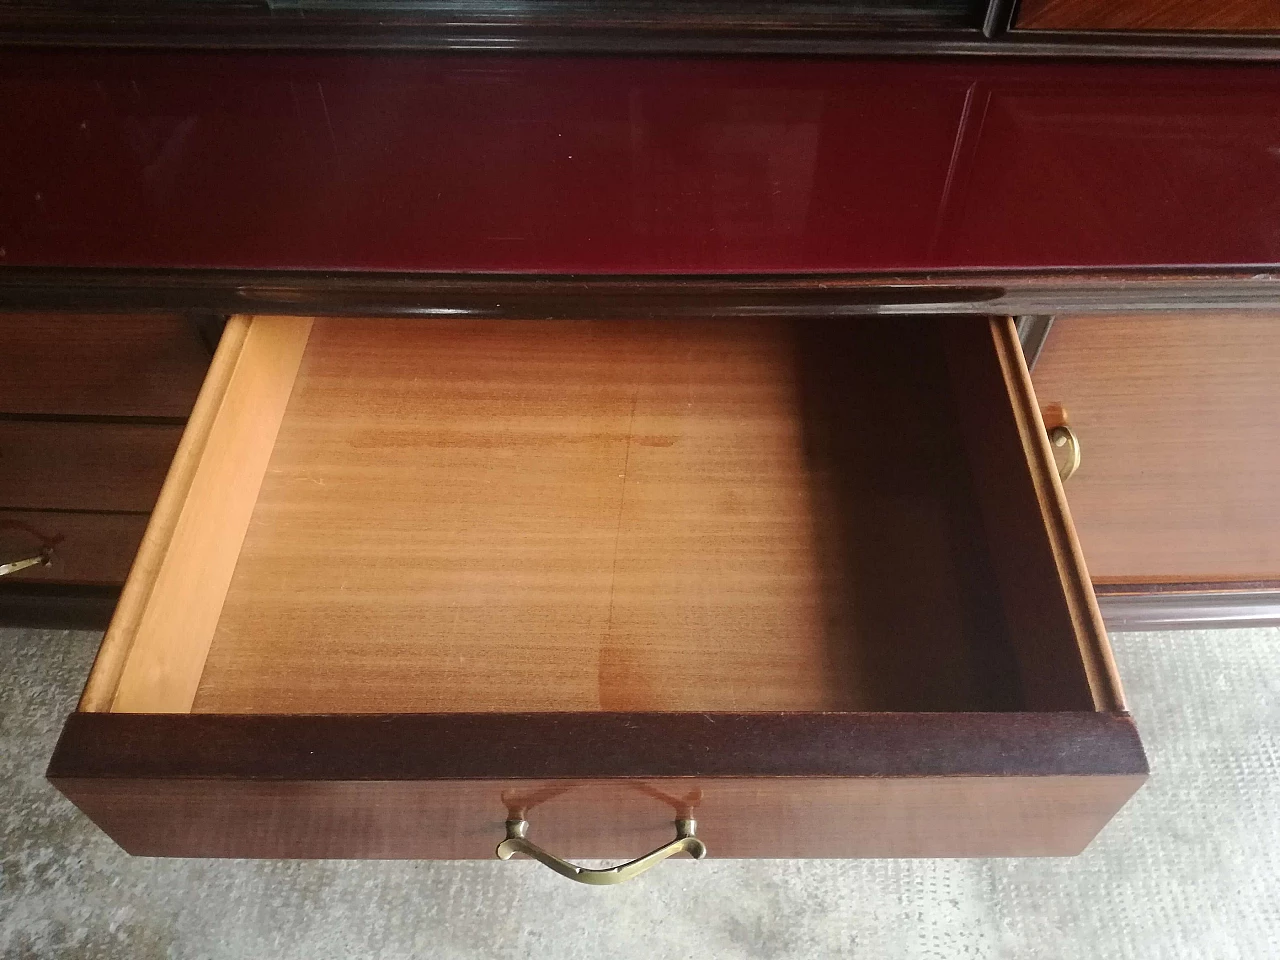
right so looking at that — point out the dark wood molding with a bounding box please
[0,0,985,51]
[49,711,1148,781]
[3,267,1280,319]
[982,0,1016,37]
[1,3,1279,60]
[0,583,120,629]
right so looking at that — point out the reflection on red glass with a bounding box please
[1,53,1278,272]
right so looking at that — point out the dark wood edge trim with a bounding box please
[982,0,1017,38]
[2,18,1280,59]
[1097,587,1280,631]
[3,267,1280,317]
[0,583,120,630]
[48,711,1148,781]
[0,411,188,426]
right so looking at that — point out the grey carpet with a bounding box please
[3,625,1278,959]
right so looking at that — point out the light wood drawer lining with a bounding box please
[81,314,1118,716]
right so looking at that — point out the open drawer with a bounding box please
[48,314,1145,872]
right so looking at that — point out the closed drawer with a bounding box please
[48,315,1145,867]
[1032,313,1280,585]
[0,510,148,585]
[0,313,209,418]
[0,420,182,513]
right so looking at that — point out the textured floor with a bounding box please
[3,626,1279,960]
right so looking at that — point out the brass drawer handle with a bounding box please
[0,546,53,577]
[496,817,706,885]
[1049,424,1081,483]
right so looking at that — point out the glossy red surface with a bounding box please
[3,53,1280,273]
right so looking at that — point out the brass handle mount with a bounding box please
[496,817,706,886]
[1049,424,1081,483]
[0,546,53,577]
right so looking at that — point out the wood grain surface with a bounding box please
[0,312,209,418]
[1017,0,1280,31]
[1033,313,1280,584]
[55,772,1145,860]
[944,318,1117,713]
[51,711,1148,781]
[190,317,1029,715]
[100,316,313,714]
[50,711,1146,860]
[0,420,181,512]
[0,510,147,585]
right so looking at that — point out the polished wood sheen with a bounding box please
[0,269,1009,317]
[0,2,1276,57]
[1033,313,1280,584]
[0,420,181,513]
[10,267,1280,319]
[0,510,147,585]
[1017,0,1280,31]
[0,312,208,418]
[0,0,988,53]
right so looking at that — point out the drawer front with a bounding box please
[0,420,182,512]
[1032,313,1280,585]
[0,510,147,585]
[57,776,1143,861]
[51,712,1145,860]
[51,314,1144,863]
[0,313,209,418]
[1016,0,1280,31]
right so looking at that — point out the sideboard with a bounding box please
[2,45,1277,872]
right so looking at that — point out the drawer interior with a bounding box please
[82,315,1117,718]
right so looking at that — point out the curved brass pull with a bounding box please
[1049,424,1081,483]
[496,817,706,886]
[0,546,53,577]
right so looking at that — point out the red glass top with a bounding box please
[2,53,1279,273]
